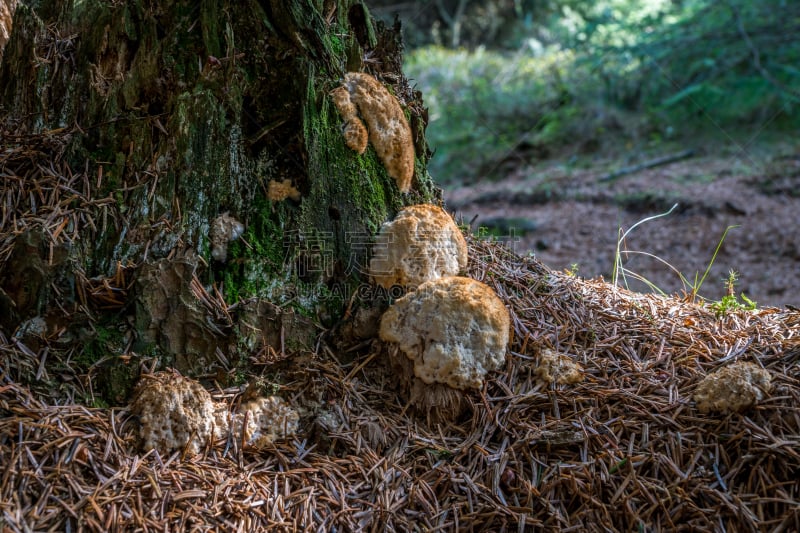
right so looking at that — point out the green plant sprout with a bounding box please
[709,270,757,316]
[565,263,580,276]
[612,204,741,303]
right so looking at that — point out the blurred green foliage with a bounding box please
[367,0,576,49]
[582,0,800,122]
[373,0,800,184]
[406,46,597,183]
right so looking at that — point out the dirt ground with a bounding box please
[445,141,800,309]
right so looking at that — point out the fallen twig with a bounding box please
[599,149,696,182]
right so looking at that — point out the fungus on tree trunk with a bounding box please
[0,0,15,60]
[332,72,415,192]
[369,204,467,289]
[267,179,302,203]
[210,213,245,263]
[0,0,435,396]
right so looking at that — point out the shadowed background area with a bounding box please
[369,0,800,307]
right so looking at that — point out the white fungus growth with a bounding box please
[379,276,510,390]
[369,204,467,290]
[210,212,245,262]
[535,348,584,385]
[130,372,299,455]
[130,372,226,456]
[693,361,772,414]
[232,396,300,450]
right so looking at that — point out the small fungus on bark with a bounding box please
[210,212,245,262]
[331,86,369,154]
[267,179,301,203]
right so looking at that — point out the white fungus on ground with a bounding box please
[369,204,468,290]
[535,348,584,385]
[693,361,772,414]
[130,372,299,455]
[232,396,300,450]
[379,276,510,391]
[130,372,227,456]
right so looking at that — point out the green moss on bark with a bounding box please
[1,0,437,386]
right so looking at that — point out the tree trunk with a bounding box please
[0,0,436,403]
[0,0,16,60]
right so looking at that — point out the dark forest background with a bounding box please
[367,0,800,184]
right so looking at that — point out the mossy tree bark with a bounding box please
[0,0,436,403]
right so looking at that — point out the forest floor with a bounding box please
[4,235,799,531]
[444,137,800,309]
[2,131,799,531]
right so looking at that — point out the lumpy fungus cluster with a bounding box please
[370,204,511,421]
[332,72,415,193]
[693,361,772,414]
[330,74,513,419]
[129,70,770,458]
[130,372,298,456]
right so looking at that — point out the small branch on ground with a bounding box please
[599,149,696,183]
